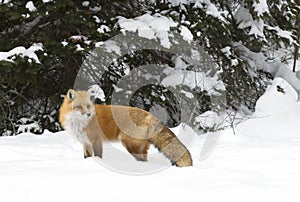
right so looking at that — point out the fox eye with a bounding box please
[74,106,82,110]
[87,104,92,109]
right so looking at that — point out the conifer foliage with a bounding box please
[0,0,299,135]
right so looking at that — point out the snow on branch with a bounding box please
[117,13,195,49]
[25,1,37,12]
[0,0,11,4]
[265,25,295,45]
[234,4,295,42]
[252,0,269,17]
[232,42,300,100]
[167,0,228,23]
[234,6,265,39]
[0,43,43,63]
[117,13,178,48]
[161,57,225,96]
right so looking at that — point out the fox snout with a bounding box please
[79,108,94,118]
[83,112,92,119]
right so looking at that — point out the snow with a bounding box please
[25,1,37,12]
[61,41,68,47]
[159,57,225,96]
[89,6,101,12]
[221,46,240,66]
[99,40,121,55]
[162,66,226,96]
[16,118,41,134]
[118,14,178,48]
[82,1,89,7]
[90,84,105,101]
[17,122,40,134]
[75,44,84,51]
[221,46,231,58]
[179,25,193,42]
[41,0,53,3]
[167,0,190,6]
[167,0,227,22]
[93,15,101,23]
[253,0,269,16]
[112,84,123,93]
[180,89,194,98]
[205,1,226,22]
[0,0,11,4]
[195,111,221,129]
[232,42,300,99]
[235,3,294,41]
[1,79,300,201]
[97,24,111,34]
[234,6,265,38]
[248,19,265,38]
[238,78,300,140]
[265,25,294,44]
[234,6,253,29]
[69,35,88,42]
[0,79,300,202]
[0,43,43,63]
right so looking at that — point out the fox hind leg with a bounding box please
[120,133,150,162]
[92,140,103,158]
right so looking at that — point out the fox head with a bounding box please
[59,88,96,139]
[64,89,95,120]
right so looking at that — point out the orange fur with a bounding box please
[59,89,192,167]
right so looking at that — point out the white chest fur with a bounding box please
[65,111,91,145]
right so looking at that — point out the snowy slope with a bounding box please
[1,78,300,202]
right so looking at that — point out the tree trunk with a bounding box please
[293,45,299,72]
[292,15,300,72]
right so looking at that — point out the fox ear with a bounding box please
[67,89,76,100]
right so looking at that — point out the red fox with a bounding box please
[59,89,192,167]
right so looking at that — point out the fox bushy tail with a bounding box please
[149,127,192,167]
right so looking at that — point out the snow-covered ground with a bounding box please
[1,78,300,202]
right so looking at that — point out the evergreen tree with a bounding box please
[0,0,299,135]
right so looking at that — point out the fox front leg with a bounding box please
[83,143,93,158]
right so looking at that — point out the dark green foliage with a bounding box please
[0,0,298,135]
[0,0,146,135]
[130,84,181,127]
